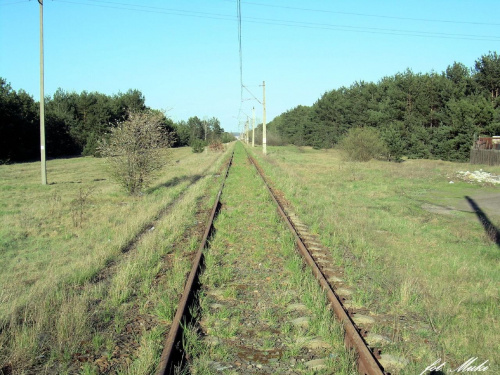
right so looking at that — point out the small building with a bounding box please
[471,136,500,165]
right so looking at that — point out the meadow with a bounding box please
[248,145,499,374]
[0,146,232,374]
[1,142,499,374]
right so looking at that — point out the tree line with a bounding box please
[266,51,500,161]
[0,80,234,163]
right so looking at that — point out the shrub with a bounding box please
[208,140,224,152]
[266,131,285,146]
[191,139,206,153]
[70,187,95,227]
[339,127,388,162]
[252,129,285,146]
[99,111,171,195]
[221,132,236,143]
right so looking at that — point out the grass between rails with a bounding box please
[247,145,500,374]
[185,143,356,374]
[0,145,234,373]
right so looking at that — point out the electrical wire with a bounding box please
[242,14,500,41]
[237,0,243,101]
[54,0,236,21]
[241,16,500,42]
[52,0,500,42]
[0,0,29,5]
[235,0,262,127]
[235,0,245,128]
[243,85,261,105]
[45,0,500,130]
[83,0,234,19]
[221,0,500,27]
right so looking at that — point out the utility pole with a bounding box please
[39,0,47,185]
[262,80,267,155]
[252,106,255,147]
[204,120,207,154]
[245,118,249,144]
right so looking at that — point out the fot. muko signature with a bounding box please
[420,357,490,374]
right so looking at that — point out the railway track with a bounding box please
[157,143,394,375]
[156,149,235,374]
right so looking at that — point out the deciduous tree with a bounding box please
[99,111,171,195]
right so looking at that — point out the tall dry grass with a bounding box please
[0,146,232,372]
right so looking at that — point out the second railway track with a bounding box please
[157,142,397,374]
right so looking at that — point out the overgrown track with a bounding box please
[245,149,385,375]
[92,154,226,284]
[157,145,387,375]
[156,151,234,375]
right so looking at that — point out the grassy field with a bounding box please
[247,145,499,374]
[2,142,498,374]
[0,145,233,374]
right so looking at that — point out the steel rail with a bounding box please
[245,149,386,375]
[156,150,234,375]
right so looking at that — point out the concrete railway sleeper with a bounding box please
[157,143,402,374]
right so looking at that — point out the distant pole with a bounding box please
[38,0,47,185]
[204,120,207,154]
[245,118,249,144]
[262,80,267,155]
[252,106,255,147]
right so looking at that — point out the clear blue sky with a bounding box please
[1,0,499,133]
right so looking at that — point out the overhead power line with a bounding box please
[52,0,500,42]
[235,0,262,130]
[0,0,29,6]
[237,0,243,101]
[241,16,500,42]
[49,0,500,42]
[222,0,500,27]
[54,0,237,21]
[235,0,245,128]
[243,85,261,105]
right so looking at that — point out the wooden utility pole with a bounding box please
[252,106,255,147]
[39,0,47,185]
[204,120,207,154]
[262,81,266,155]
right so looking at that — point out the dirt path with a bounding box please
[422,191,500,219]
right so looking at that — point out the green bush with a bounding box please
[191,139,206,153]
[221,132,236,143]
[339,127,388,162]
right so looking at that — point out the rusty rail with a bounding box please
[245,149,386,375]
[156,150,234,375]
